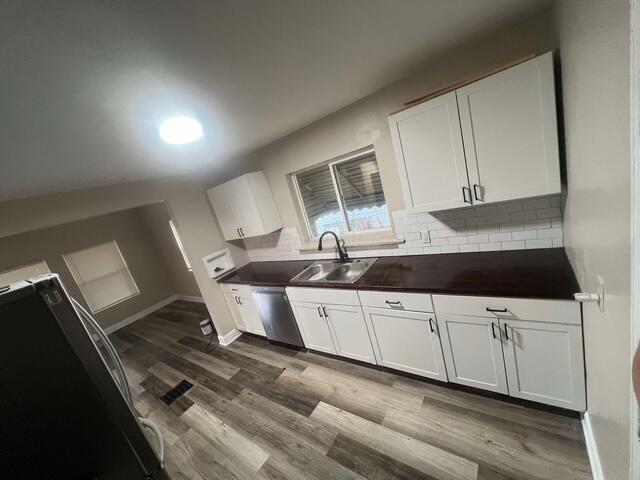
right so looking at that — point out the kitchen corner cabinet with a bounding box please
[221,284,266,336]
[433,295,586,411]
[207,171,282,241]
[389,52,560,213]
[501,319,585,410]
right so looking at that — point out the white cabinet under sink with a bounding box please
[286,288,376,364]
[388,52,560,212]
[206,171,282,241]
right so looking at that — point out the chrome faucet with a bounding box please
[317,231,349,263]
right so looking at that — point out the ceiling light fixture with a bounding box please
[159,116,203,145]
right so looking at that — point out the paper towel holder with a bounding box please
[202,248,235,279]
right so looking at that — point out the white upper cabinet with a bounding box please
[207,171,282,241]
[457,53,560,205]
[388,52,560,212]
[389,92,471,212]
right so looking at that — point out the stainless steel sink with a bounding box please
[290,258,377,284]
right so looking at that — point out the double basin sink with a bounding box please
[290,258,377,284]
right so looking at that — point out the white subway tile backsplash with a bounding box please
[244,194,564,262]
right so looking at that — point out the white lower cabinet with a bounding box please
[325,304,376,364]
[501,319,586,411]
[433,294,586,411]
[290,301,336,354]
[221,284,266,336]
[437,314,508,394]
[363,307,448,381]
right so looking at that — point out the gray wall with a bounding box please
[138,202,201,298]
[0,175,249,336]
[0,207,176,329]
[554,0,631,477]
[241,9,558,236]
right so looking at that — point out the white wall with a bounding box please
[0,175,250,336]
[554,0,632,478]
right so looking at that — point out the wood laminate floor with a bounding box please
[111,300,592,480]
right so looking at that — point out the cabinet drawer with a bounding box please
[358,290,433,313]
[432,295,580,325]
[219,283,252,295]
[285,287,360,306]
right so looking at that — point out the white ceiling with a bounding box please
[1,0,549,201]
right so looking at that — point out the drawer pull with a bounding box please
[317,306,323,318]
[486,307,508,313]
[504,323,509,341]
[428,318,437,334]
[385,300,403,308]
[491,322,498,339]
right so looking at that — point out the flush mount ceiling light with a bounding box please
[159,116,203,145]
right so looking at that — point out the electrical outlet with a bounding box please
[597,275,605,313]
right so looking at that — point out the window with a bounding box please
[169,220,192,271]
[0,261,50,287]
[64,241,139,313]
[293,148,391,238]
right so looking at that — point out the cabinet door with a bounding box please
[457,53,560,204]
[237,294,266,336]
[227,176,264,238]
[207,184,241,240]
[223,293,246,331]
[501,319,586,411]
[363,307,447,381]
[325,304,376,364]
[438,314,508,394]
[290,301,336,354]
[389,91,471,212]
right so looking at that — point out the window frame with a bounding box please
[63,240,140,314]
[291,147,391,240]
[169,219,192,271]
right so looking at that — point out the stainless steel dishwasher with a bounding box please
[251,286,304,348]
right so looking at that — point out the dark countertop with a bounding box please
[219,248,580,300]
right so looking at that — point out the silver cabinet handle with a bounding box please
[462,186,472,204]
[428,317,436,334]
[317,306,323,318]
[237,296,243,305]
[322,305,328,318]
[503,323,509,341]
[239,227,245,237]
[234,296,240,304]
[236,228,241,237]
[491,322,498,339]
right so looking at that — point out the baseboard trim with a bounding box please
[218,329,242,346]
[177,295,205,303]
[104,295,180,334]
[582,412,604,480]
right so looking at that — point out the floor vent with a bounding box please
[160,379,193,406]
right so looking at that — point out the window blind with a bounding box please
[64,241,139,313]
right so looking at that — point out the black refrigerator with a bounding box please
[0,274,169,479]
